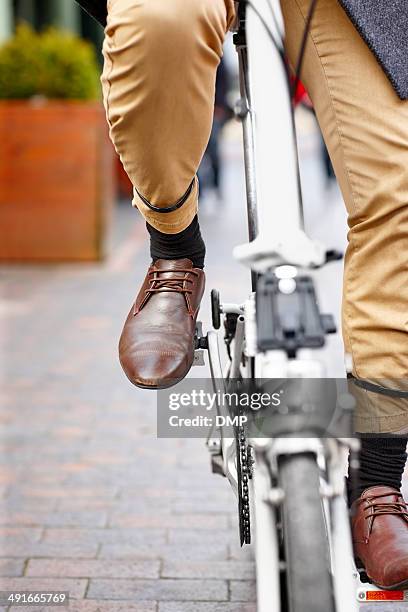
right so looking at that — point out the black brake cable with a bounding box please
[291,0,318,98]
[242,0,319,102]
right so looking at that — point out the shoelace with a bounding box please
[146,268,199,297]
[363,492,408,534]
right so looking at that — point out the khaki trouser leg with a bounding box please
[102,0,235,234]
[102,0,407,432]
[281,0,408,432]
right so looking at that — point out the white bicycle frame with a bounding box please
[206,1,359,611]
[234,0,326,272]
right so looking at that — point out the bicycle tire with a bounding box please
[278,453,334,612]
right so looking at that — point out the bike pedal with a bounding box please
[353,565,408,602]
[193,350,206,366]
[211,289,221,330]
[211,454,225,476]
[356,568,371,584]
[193,322,207,366]
[354,560,371,584]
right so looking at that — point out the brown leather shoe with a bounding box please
[351,485,408,590]
[119,258,205,389]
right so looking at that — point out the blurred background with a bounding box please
[1,1,103,49]
[2,5,399,611]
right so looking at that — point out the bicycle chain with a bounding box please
[236,405,254,546]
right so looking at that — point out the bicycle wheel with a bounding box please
[278,453,334,612]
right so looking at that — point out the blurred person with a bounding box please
[198,59,233,200]
[75,0,408,590]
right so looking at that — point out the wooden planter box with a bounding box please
[0,100,115,262]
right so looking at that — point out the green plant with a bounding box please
[0,24,100,100]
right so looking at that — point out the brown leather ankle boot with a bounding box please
[119,258,205,389]
[351,485,408,590]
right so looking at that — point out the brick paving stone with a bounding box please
[43,528,166,546]
[100,543,229,562]
[0,511,107,528]
[56,499,119,511]
[167,529,235,545]
[108,513,229,530]
[0,577,87,598]
[0,559,25,577]
[65,474,173,488]
[68,603,157,612]
[172,500,236,514]
[0,541,98,559]
[3,160,407,612]
[107,501,174,515]
[360,607,408,612]
[10,486,119,499]
[228,543,254,562]
[159,605,257,612]
[162,562,255,580]
[120,487,232,501]
[0,473,18,486]
[2,497,58,513]
[0,528,43,542]
[230,581,257,603]
[176,476,224,490]
[26,559,160,579]
[88,579,228,602]
[9,605,156,612]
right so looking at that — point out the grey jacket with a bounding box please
[75,0,408,100]
[339,0,408,99]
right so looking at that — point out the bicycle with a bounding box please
[193,1,362,610]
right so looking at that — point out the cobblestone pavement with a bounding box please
[1,116,407,611]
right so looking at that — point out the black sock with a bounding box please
[146,215,206,269]
[346,436,407,506]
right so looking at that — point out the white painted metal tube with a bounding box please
[253,455,282,612]
[331,494,359,612]
[246,0,303,238]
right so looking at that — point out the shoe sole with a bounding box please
[374,579,408,591]
[134,376,187,390]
